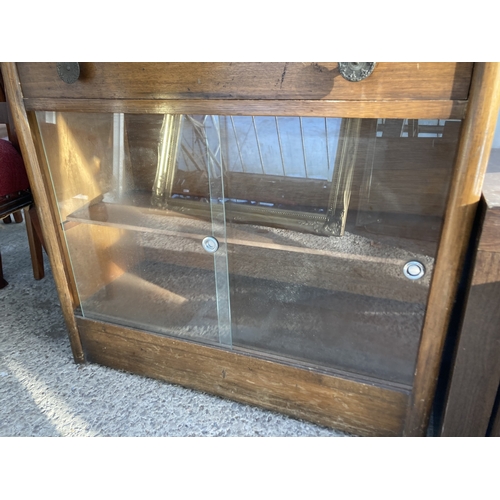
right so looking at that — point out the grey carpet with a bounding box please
[0,217,349,437]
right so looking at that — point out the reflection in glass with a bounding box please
[35,112,462,385]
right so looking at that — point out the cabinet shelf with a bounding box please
[63,191,434,305]
[77,257,422,386]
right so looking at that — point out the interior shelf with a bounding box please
[78,259,420,387]
[63,191,435,305]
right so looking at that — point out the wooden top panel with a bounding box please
[483,172,500,209]
[17,62,473,101]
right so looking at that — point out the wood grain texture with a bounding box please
[23,97,468,120]
[77,316,410,436]
[17,63,473,101]
[404,63,500,436]
[1,62,85,362]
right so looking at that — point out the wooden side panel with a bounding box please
[17,63,473,101]
[479,172,500,251]
[480,209,500,251]
[1,62,85,362]
[440,173,500,436]
[77,317,410,436]
[404,63,500,436]
[440,251,500,435]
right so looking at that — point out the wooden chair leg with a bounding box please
[13,210,23,223]
[24,205,44,280]
[0,251,8,288]
[27,205,45,249]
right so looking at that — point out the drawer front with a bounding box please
[17,62,473,101]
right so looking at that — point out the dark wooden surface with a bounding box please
[440,172,500,436]
[17,63,473,101]
[23,206,44,280]
[77,316,409,436]
[404,63,500,436]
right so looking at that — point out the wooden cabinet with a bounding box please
[3,62,500,436]
[440,172,500,436]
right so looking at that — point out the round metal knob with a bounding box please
[56,63,80,84]
[403,261,425,280]
[338,62,376,82]
[202,236,219,253]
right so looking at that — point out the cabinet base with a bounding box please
[76,316,410,436]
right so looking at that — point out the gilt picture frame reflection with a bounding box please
[151,114,362,237]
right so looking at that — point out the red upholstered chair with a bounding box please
[0,101,45,289]
[0,137,32,212]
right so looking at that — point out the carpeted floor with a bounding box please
[0,216,350,437]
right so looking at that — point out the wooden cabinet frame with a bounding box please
[3,62,500,436]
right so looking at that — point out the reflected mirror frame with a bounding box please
[154,114,363,237]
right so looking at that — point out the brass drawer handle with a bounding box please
[338,62,376,82]
[56,63,80,84]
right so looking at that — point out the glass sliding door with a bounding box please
[35,111,231,346]
[35,111,462,386]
